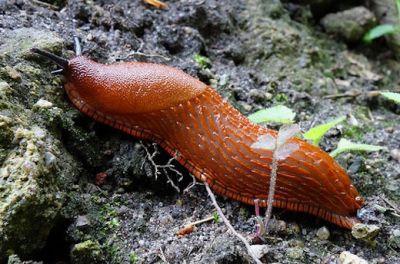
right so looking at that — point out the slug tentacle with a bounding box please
[31,48,68,68]
[32,50,364,229]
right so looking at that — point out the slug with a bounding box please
[31,48,364,229]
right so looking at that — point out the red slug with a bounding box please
[31,48,364,229]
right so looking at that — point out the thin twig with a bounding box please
[126,41,170,61]
[31,0,59,10]
[323,90,381,100]
[158,246,169,263]
[140,142,184,192]
[204,182,262,264]
[323,91,361,99]
[183,173,197,193]
[187,215,215,226]
[381,196,400,214]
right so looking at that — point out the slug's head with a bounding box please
[31,48,207,115]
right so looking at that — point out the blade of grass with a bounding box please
[303,116,346,146]
[330,138,387,158]
[363,24,396,43]
[381,91,400,104]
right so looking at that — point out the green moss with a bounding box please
[342,126,364,141]
[274,93,289,103]
[0,28,78,260]
[71,240,105,264]
[0,127,64,258]
[0,28,63,60]
[129,251,139,263]
[0,66,21,82]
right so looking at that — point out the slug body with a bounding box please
[42,54,364,229]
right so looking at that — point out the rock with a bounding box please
[339,251,368,264]
[390,149,400,162]
[76,215,91,228]
[34,99,53,109]
[351,223,380,240]
[287,246,304,260]
[370,0,400,58]
[249,89,267,103]
[316,226,330,240]
[6,255,21,264]
[286,223,301,235]
[44,151,57,167]
[0,28,62,59]
[250,244,268,259]
[388,229,400,249]
[266,218,287,234]
[321,7,376,42]
[0,27,78,261]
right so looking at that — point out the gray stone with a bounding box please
[321,7,376,42]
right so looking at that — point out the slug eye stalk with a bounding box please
[30,48,69,69]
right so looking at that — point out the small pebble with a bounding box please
[239,102,253,112]
[34,98,53,108]
[250,244,268,259]
[159,213,173,225]
[390,149,400,162]
[44,151,56,167]
[316,226,330,240]
[286,223,301,235]
[351,223,379,240]
[287,246,304,260]
[249,89,266,103]
[339,251,368,264]
[264,92,273,100]
[388,229,400,249]
[76,215,90,228]
[33,126,46,139]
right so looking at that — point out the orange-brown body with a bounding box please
[57,56,363,228]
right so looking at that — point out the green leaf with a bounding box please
[330,138,387,158]
[303,116,346,146]
[397,0,400,21]
[381,91,400,104]
[363,24,396,43]
[248,105,296,124]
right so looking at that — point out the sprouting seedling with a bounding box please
[251,124,301,233]
[363,0,400,43]
[193,53,211,69]
[381,91,400,104]
[303,116,346,146]
[248,105,296,124]
[330,138,387,158]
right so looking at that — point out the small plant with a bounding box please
[303,116,346,146]
[330,138,387,158]
[248,105,296,124]
[212,211,220,223]
[251,124,301,233]
[363,0,400,43]
[193,53,211,69]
